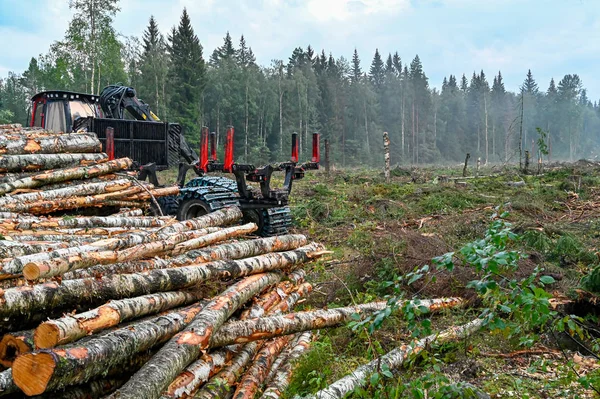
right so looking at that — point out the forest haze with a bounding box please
[0,0,599,167]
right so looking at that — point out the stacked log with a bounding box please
[0,126,178,215]
[0,204,466,398]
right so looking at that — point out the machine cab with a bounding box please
[30,91,103,132]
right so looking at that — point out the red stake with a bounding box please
[105,127,115,161]
[223,126,235,173]
[311,133,320,163]
[199,126,209,172]
[291,133,299,163]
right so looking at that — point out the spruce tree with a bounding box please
[385,53,394,74]
[521,69,539,94]
[392,52,402,76]
[460,74,468,92]
[369,49,385,88]
[351,49,362,83]
[168,8,206,143]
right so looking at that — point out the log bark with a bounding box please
[171,223,258,256]
[0,369,18,396]
[0,329,34,367]
[35,291,204,349]
[260,332,313,399]
[0,214,169,231]
[155,207,242,236]
[12,301,208,395]
[209,298,463,348]
[0,179,132,209]
[193,342,260,399]
[0,153,107,173]
[0,244,323,320]
[113,208,144,217]
[233,335,295,399]
[62,234,308,280]
[121,186,180,201]
[24,226,231,280]
[0,133,101,155]
[298,318,485,399]
[0,158,132,196]
[0,240,70,259]
[110,273,282,399]
[161,345,241,399]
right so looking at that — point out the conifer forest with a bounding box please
[1,3,599,166]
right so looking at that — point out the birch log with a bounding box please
[23,226,232,280]
[0,214,170,231]
[210,298,463,348]
[62,234,308,280]
[0,133,101,155]
[35,291,204,348]
[3,207,240,278]
[161,275,312,399]
[0,179,132,207]
[0,153,107,173]
[0,240,70,259]
[12,301,208,395]
[260,332,314,399]
[0,244,323,320]
[0,158,132,196]
[298,318,485,399]
[110,273,282,399]
[0,329,34,367]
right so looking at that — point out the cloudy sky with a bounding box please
[0,0,599,98]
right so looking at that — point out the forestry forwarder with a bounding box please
[29,85,320,236]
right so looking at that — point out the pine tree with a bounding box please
[168,8,206,144]
[369,49,385,88]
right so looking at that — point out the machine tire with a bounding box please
[177,198,212,221]
[151,195,179,216]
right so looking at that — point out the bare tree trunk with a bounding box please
[411,102,415,164]
[484,93,489,164]
[383,132,390,183]
[245,84,249,162]
[401,92,405,161]
[363,99,370,157]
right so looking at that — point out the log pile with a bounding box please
[0,205,464,398]
[0,124,178,215]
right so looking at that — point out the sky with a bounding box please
[0,0,599,99]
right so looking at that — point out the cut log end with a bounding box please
[12,352,55,396]
[33,323,61,349]
[23,262,44,280]
[0,334,31,367]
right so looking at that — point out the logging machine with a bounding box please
[29,85,320,236]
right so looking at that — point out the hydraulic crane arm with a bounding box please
[99,85,160,122]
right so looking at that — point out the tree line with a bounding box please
[1,1,599,166]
